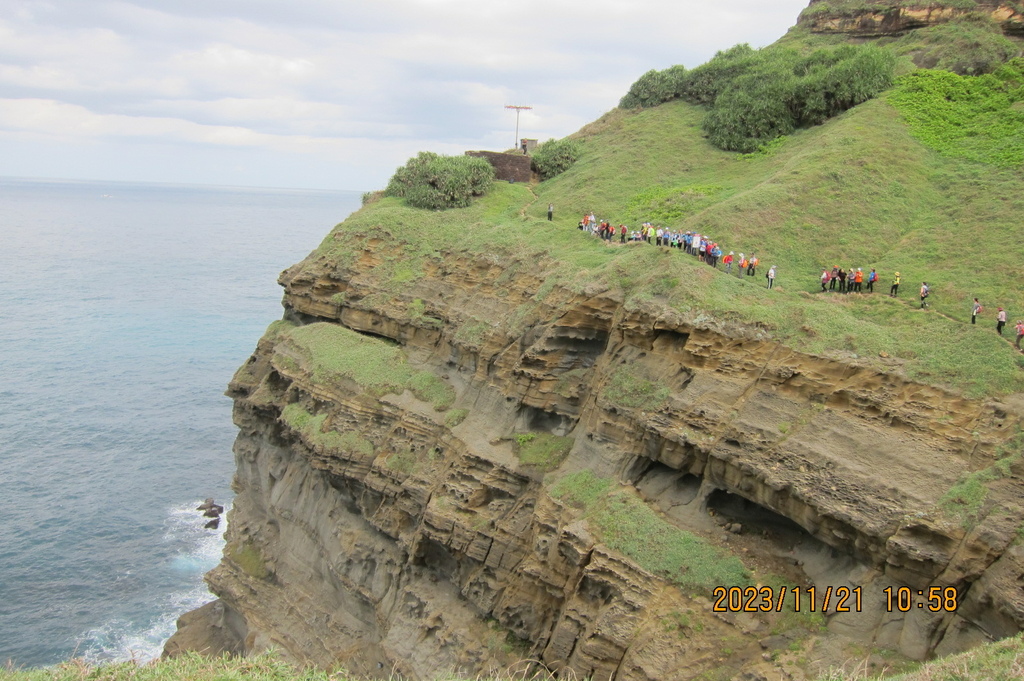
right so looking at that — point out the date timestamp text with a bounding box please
[711,586,959,613]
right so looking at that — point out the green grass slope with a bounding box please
[538,95,1024,395]
[325,89,1024,397]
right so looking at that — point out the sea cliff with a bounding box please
[163,3,1024,676]
[164,225,1024,678]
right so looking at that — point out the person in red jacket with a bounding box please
[723,251,734,273]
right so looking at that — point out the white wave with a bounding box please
[77,499,230,664]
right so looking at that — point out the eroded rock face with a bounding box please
[799,0,1024,37]
[165,240,1024,680]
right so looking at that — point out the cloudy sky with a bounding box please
[0,0,809,191]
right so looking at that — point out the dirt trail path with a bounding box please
[519,183,540,218]
[909,296,1023,353]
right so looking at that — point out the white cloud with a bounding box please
[0,0,810,189]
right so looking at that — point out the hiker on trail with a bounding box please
[853,268,863,293]
[820,269,830,292]
[710,244,721,268]
[837,267,847,293]
[747,255,758,277]
[829,266,839,290]
[1015,320,1024,350]
[997,308,1007,335]
[547,204,553,221]
[972,298,983,325]
[890,272,901,297]
[620,224,626,244]
[724,252,734,273]
[867,268,877,293]
[767,265,777,289]
[738,253,747,277]
[919,282,930,309]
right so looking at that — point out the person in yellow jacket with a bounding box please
[890,272,901,297]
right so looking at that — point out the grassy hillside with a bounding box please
[324,87,1024,398]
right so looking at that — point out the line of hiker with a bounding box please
[974,299,1024,349]
[578,214,777,286]
[819,267,1021,348]
[821,267,916,303]
[819,266,883,294]
[574,214,1020,349]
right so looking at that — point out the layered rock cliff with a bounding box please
[165,229,1024,679]
[799,0,1024,37]
[162,3,1024,674]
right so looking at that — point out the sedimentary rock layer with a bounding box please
[167,239,1024,679]
[799,0,1024,37]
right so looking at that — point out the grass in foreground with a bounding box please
[0,652,332,681]
[818,632,1024,680]
[4,634,1021,681]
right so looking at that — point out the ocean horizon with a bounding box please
[0,177,363,667]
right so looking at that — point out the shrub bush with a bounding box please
[384,152,495,209]
[531,137,583,180]
[619,43,895,153]
[619,64,689,109]
[702,45,895,152]
[677,43,758,105]
[888,58,1024,167]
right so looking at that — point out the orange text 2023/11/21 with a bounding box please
[711,586,960,614]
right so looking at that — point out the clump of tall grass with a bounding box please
[384,151,495,210]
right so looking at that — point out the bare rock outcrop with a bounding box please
[798,0,1024,37]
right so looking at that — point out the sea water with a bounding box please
[0,178,363,667]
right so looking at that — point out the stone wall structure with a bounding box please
[466,151,532,183]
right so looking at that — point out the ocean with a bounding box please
[0,177,363,668]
